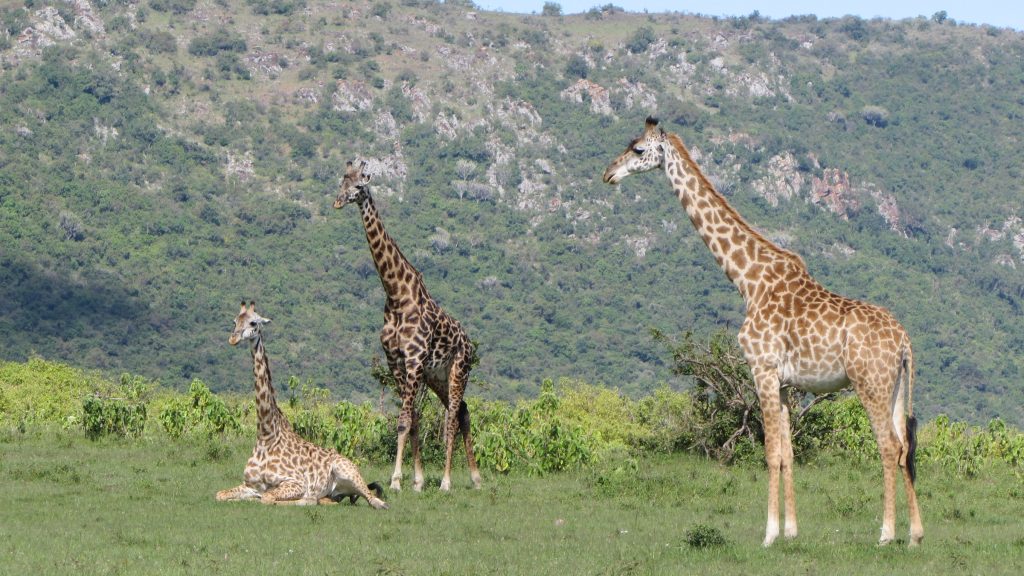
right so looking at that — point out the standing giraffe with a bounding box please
[333,161,482,492]
[603,118,922,547]
[216,301,388,509]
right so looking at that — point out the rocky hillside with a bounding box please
[2,1,1023,424]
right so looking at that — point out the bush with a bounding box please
[684,524,728,548]
[158,379,242,438]
[291,400,391,462]
[188,31,247,57]
[626,27,657,54]
[0,358,114,427]
[83,396,146,439]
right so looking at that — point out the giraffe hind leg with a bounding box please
[458,400,482,489]
[261,479,311,505]
[333,462,389,510]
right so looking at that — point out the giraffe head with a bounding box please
[602,116,667,185]
[333,160,371,209]
[229,301,271,346]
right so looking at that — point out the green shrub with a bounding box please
[291,400,391,462]
[684,524,728,548]
[157,379,241,438]
[82,396,146,439]
[0,358,114,427]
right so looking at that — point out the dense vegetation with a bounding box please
[4,356,1024,478]
[1,1,1023,425]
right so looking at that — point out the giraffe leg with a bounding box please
[439,400,458,492]
[458,400,482,489]
[261,479,310,505]
[391,411,410,491]
[753,366,784,547]
[859,382,902,545]
[331,460,389,510]
[780,390,798,539]
[215,483,260,501]
[439,362,470,492]
[410,408,425,492]
[902,454,924,546]
[391,358,423,491]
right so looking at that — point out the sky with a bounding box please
[472,1,1024,30]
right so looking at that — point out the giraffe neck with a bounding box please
[662,133,805,305]
[251,335,285,439]
[357,192,420,303]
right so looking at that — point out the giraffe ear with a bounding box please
[258,317,271,326]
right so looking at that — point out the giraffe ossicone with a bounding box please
[334,160,482,493]
[215,301,389,509]
[604,117,923,547]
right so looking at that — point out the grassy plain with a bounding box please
[1,429,1022,575]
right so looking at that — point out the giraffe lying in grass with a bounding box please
[215,301,388,509]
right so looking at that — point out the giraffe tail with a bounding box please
[902,344,918,485]
[367,481,384,500]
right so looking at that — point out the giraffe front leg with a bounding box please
[780,389,798,540]
[753,366,784,547]
[439,364,468,492]
[391,358,423,492]
[215,483,260,501]
[411,408,425,492]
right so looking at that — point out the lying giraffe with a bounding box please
[604,118,922,547]
[216,301,388,509]
[334,160,481,492]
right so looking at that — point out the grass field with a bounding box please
[1,429,1022,575]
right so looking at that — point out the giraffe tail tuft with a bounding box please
[367,481,384,500]
[906,414,918,485]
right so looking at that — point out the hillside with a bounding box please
[1,1,1023,425]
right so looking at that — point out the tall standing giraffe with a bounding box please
[334,161,482,492]
[216,301,388,509]
[603,118,923,547]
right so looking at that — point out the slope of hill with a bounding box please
[1,1,1023,424]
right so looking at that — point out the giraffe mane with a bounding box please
[664,132,807,271]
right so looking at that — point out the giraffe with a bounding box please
[333,160,482,492]
[603,118,923,547]
[215,301,388,509]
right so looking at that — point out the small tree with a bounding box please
[541,2,561,16]
[564,54,588,79]
[861,105,890,127]
[626,26,657,54]
[652,329,835,462]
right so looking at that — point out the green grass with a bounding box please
[1,429,1023,575]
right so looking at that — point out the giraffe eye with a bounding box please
[249,321,257,327]
[632,146,646,154]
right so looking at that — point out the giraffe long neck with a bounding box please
[358,192,420,302]
[251,336,285,439]
[662,133,805,305]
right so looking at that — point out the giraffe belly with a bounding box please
[779,357,850,394]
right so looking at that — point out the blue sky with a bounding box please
[472,1,1024,30]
